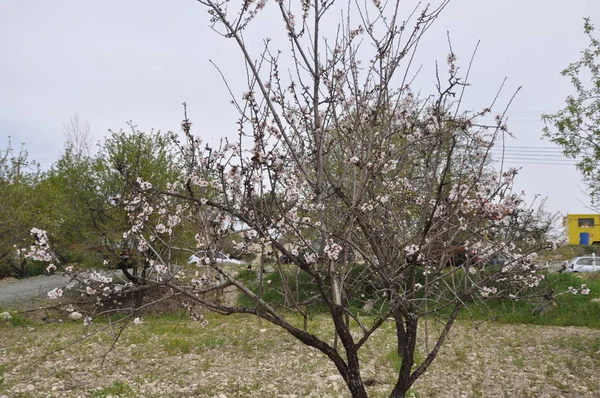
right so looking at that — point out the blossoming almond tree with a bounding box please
[28,1,568,397]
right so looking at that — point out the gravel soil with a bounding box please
[1,310,599,398]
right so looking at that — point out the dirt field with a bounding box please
[1,309,599,398]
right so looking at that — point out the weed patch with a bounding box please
[461,273,600,328]
[90,381,135,397]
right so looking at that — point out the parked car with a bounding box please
[566,256,600,273]
[189,250,245,265]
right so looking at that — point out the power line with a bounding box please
[493,158,577,166]
[491,146,565,150]
[491,162,576,166]
[490,152,567,156]
[490,151,565,155]
[492,157,577,162]
[490,155,578,161]
[491,154,576,159]
[490,160,578,166]
[478,119,543,122]
[490,149,565,153]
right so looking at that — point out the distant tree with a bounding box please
[0,139,44,277]
[543,18,600,202]
[46,125,185,280]
[63,113,93,158]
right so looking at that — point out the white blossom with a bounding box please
[47,288,63,300]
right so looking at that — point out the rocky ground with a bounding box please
[1,309,599,398]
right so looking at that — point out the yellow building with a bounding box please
[565,214,600,245]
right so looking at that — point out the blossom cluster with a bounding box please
[567,284,590,295]
[25,228,56,262]
[324,240,342,261]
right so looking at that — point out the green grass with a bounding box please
[90,380,135,397]
[123,311,231,355]
[0,363,7,391]
[385,347,424,373]
[163,337,192,354]
[555,244,597,259]
[465,272,600,328]
[2,303,600,397]
[0,308,34,327]
[551,333,600,360]
[238,266,600,328]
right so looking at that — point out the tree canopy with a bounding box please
[543,18,600,202]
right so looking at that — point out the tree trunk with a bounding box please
[340,345,368,398]
[330,305,368,398]
[390,314,418,397]
[393,307,406,357]
[343,368,369,398]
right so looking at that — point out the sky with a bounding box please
[1,0,599,216]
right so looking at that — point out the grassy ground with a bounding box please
[466,272,600,328]
[538,244,600,263]
[1,307,599,398]
[239,267,600,328]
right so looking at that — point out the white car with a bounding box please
[189,250,245,265]
[566,256,600,273]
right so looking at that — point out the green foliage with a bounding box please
[61,249,104,270]
[21,260,48,277]
[43,126,187,272]
[99,126,182,193]
[238,267,333,314]
[543,18,600,202]
[0,125,191,278]
[42,146,106,258]
[237,268,307,308]
[0,139,48,278]
[237,265,394,314]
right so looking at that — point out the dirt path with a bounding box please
[0,274,70,306]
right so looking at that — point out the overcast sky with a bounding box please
[1,0,599,216]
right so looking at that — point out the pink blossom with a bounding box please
[47,288,63,300]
